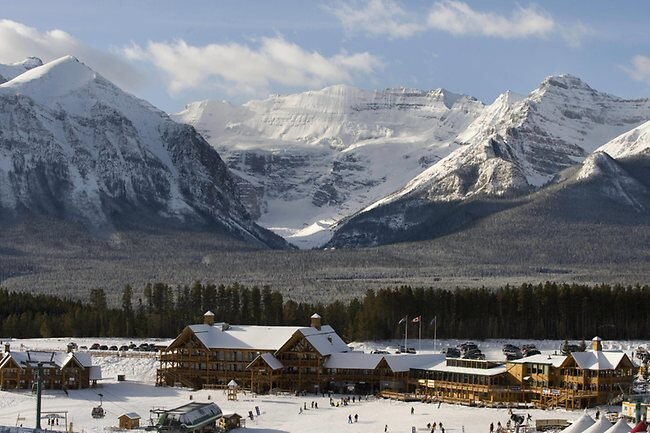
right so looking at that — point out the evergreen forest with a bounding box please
[0,282,648,342]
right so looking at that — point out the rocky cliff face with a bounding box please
[174,85,485,247]
[0,56,289,249]
[326,75,650,247]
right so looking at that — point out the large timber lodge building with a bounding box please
[157,312,636,409]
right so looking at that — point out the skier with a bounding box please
[490,422,494,433]
[411,406,415,415]
[354,414,358,422]
[348,414,352,424]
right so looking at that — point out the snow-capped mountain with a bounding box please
[174,85,485,247]
[0,56,288,249]
[0,56,43,83]
[327,75,650,247]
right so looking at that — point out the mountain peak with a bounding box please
[576,151,621,181]
[539,74,592,91]
[0,55,97,102]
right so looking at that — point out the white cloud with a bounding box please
[426,1,555,39]
[124,37,382,95]
[327,0,425,39]
[623,55,650,82]
[0,20,142,91]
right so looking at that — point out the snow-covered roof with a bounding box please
[299,326,349,355]
[571,351,629,370]
[562,412,595,433]
[418,355,507,376]
[508,354,567,368]
[162,402,223,428]
[204,311,215,316]
[383,354,444,373]
[253,353,284,370]
[324,353,383,370]
[0,351,96,370]
[583,417,613,433]
[71,352,94,368]
[185,323,349,356]
[90,365,102,380]
[120,413,141,420]
[188,324,299,350]
[227,380,239,387]
[603,418,632,433]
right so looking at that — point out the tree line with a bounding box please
[0,282,648,341]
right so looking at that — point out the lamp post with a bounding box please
[36,362,43,430]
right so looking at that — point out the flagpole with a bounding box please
[418,318,422,352]
[405,315,408,352]
[434,315,437,352]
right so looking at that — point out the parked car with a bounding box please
[90,343,101,350]
[109,345,118,351]
[99,345,109,350]
[79,345,88,350]
[442,347,461,358]
[119,345,129,351]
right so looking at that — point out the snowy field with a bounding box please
[0,337,644,433]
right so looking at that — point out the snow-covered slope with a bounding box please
[598,120,650,159]
[174,85,485,247]
[0,56,288,249]
[328,75,650,247]
[0,56,43,83]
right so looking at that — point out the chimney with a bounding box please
[204,311,215,326]
[591,336,603,351]
[4,343,9,353]
[310,313,322,330]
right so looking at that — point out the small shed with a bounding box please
[227,380,239,401]
[118,412,141,429]
[219,413,243,431]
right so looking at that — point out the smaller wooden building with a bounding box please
[219,413,243,431]
[118,413,141,429]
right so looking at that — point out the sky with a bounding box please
[1,0,649,114]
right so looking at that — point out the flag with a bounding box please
[412,316,421,323]
[398,316,407,324]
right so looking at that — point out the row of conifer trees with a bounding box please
[0,282,647,341]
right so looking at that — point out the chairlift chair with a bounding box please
[92,393,105,418]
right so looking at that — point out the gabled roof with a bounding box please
[186,324,301,351]
[571,351,630,370]
[299,326,349,356]
[119,413,141,420]
[178,323,350,356]
[248,353,284,371]
[0,351,96,370]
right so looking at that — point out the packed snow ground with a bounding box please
[0,338,643,433]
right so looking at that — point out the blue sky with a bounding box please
[1,0,649,113]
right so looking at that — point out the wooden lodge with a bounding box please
[0,344,101,391]
[412,337,636,409]
[157,313,635,409]
[157,312,438,393]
